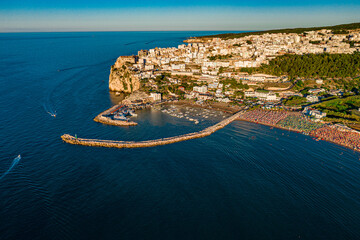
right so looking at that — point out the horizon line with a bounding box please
[0,30,254,34]
[1,21,359,34]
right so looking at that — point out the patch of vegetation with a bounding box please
[221,78,249,90]
[239,67,256,74]
[195,22,360,39]
[208,54,233,61]
[332,29,349,34]
[218,66,225,74]
[155,74,169,84]
[343,40,360,48]
[255,89,269,93]
[122,81,128,90]
[293,80,305,90]
[314,95,360,123]
[314,95,360,113]
[323,78,360,91]
[255,53,360,78]
[283,96,307,106]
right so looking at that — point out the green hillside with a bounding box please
[196,22,360,40]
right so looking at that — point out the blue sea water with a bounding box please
[1,31,360,240]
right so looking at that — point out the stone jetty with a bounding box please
[62,111,244,149]
[93,104,137,126]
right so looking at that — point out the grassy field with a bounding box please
[313,95,360,124]
[283,96,308,106]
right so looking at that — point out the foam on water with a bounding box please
[0,155,21,181]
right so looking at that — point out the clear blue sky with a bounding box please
[0,0,359,32]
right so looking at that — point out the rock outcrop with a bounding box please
[109,56,140,93]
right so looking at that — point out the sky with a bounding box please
[0,0,359,32]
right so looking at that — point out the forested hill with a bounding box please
[242,53,360,78]
[195,22,360,40]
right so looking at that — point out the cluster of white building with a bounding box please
[130,29,360,81]
[303,107,327,120]
[244,90,279,101]
[121,28,359,103]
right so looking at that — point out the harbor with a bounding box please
[62,111,244,149]
[93,103,140,126]
[94,93,172,126]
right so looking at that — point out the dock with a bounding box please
[93,104,137,126]
[93,100,170,127]
[62,111,244,149]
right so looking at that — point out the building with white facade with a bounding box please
[193,86,208,93]
[150,93,162,101]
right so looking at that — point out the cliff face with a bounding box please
[109,57,140,93]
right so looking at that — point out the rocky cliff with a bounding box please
[109,57,140,93]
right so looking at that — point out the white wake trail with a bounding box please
[0,155,21,180]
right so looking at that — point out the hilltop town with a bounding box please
[109,23,360,128]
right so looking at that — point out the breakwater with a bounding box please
[62,111,244,149]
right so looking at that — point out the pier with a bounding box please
[62,111,244,149]
[93,104,137,126]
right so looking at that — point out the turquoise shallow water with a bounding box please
[1,31,360,240]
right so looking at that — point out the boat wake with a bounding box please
[43,103,57,118]
[0,155,21,180]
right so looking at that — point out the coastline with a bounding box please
[72,98,360,152]
[86,96,360,152]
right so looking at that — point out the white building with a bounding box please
[247,74,280,82]
[308,88,325,94]
[208,82,219,89]
[245,90,279,101]
[193,86,208,93]
[306,95,319,102]
[316,79,324,85]
[234,60,261,68]
[303,107,327,119]
[150,93,162,101]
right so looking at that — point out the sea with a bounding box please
[1,31,360,240]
